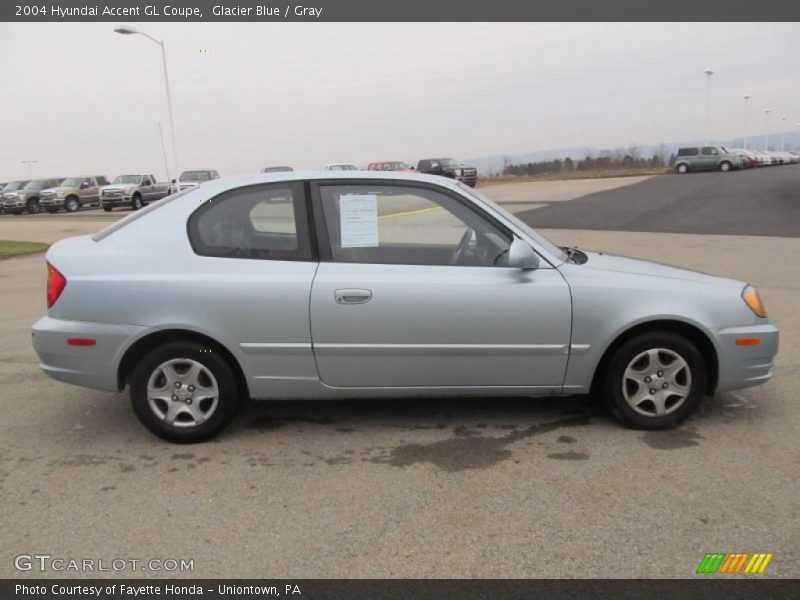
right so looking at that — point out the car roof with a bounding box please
[176,171,463,197]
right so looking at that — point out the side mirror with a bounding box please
[80,182,89,189]
[507,237,540,270]
[171,178,177,184]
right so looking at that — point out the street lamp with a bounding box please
[21,160,38,178]
[780,115,787,151]
[743,95,750,150]
[114,25,179,177]
[704,68,714,145]
[763,109,771,151]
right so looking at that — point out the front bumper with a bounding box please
[101,195,132,206]
[715,323,779,393]
[32,316,152,392]
[39,197,64,207]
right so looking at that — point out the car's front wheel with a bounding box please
[64,197,79,212]
[26,199,41,214]
[676,163,689,174]
[603,332,706,429]
[131,194,142,210]
[719,161,732,172]
[130,341,240,443]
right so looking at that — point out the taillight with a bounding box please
[46,262,67,308]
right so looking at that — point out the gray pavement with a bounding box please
[0,174,798,579]
[519,166,800,237]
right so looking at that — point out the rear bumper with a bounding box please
[32,316,152,392]
[715,323,779,393]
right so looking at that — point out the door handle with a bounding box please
[334,289,372,304]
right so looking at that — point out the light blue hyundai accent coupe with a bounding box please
[32,172,779,442]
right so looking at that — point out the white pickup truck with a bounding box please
[99,174,172,211]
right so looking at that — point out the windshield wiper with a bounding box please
[561,246,587,264]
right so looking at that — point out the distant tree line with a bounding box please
[501,144,677,176]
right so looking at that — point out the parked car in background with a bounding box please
[727,148,758,168]
[417,158,478,187]
[32,172,778,442]
[40,176,109,213]
[674,147,744,173]
[100,174,171,211]
[262,166,294,173]
[6,178,65,214]
[171,170,220,194]
[367,161,415,172]
[1,180,32,213]
[323,163,358,171]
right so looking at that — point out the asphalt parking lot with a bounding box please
[0,173,798,578]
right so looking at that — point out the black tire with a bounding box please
[130,341,240,443]
[103,206,113,212]
[676,163,689,174]
[64,197,79,212]
[26,199,41,214]
[131,194,142,210]
[602,332,706,429]
[719,161,732,172]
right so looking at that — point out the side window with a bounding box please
[701,147,718,156]
[318,184,512,267]
[678,148,699,157]
[142,176,152,186]
[188,182,311,261]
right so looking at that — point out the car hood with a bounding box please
[102,184,138,192]
[581,251,742,287]
[43,187,77,194]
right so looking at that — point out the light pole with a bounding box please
[763,109,771,151]
[704,68,714,145]
[114,26,179,175]
[21,160,38,178]
[780,116,787,151]
[743,95,750,150]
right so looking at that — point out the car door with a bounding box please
[79,177,98,205]
[308,180,572,389]
[141,175,154,202]
[700,147,719,170]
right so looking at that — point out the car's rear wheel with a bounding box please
[130,341,239,443]
[131,194,142,210]
[719,161,732,172]
[676,163,689,174]
[603,332,706,429]
[26,199,41,214]
[65,197,79,212]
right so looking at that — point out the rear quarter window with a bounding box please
[677,148,699,157]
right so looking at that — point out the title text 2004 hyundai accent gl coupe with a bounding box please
[32,172,778,442]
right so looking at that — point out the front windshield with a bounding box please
[113,175,142,184]
[180,171,210,182]
[61,177,83,187]
[456,182,567,263]
[4,181,29,192]
[24,180,46,191]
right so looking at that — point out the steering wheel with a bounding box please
[449,228,475,265]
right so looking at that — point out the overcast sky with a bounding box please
[1,22,798,181]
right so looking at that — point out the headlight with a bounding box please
[17,192,27,200]
[742,285,766,318]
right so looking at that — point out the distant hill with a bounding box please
[465,131,800,176]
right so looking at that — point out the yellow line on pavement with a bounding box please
[379,206,443,219]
